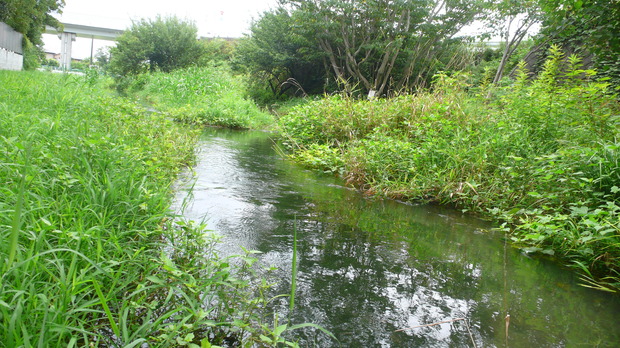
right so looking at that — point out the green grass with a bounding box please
[133,64,275,129]
[276,48,620,292]
[0,70,297,346]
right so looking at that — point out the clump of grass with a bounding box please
[277,47,620,291]
[136,64,274,129]
[0,70,298,346]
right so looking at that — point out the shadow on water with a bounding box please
[174,128,620,347]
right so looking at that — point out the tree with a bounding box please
[279,0,484,96]
[0,0,64,46]
[538,0,620,88]
[394,0,487,90]
[201,38,236,64]
[43,57,59,67]
[109,16,205,76]
[484,0,541,86]
[0,0,64,69]
[93,47,110,71]
[235,8,326,99]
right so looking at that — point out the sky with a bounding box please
[43,0,278,59]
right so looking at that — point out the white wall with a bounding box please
[0,47,23,70]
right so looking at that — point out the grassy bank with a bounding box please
[277,49,620,291]
[125,64,274,129]
[0,71,291,346]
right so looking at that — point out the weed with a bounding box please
[276,49,620,291]
[133,64,274,129]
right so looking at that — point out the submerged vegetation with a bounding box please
[277,48,620,291]
[0,71,293,346]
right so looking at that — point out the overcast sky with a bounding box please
[43,0,278,59]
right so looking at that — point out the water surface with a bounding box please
[174,128,620,347]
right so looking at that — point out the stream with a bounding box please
[173,128,620,347]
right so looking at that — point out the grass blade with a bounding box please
[92,279,120,339]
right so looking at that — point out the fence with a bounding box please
[0,21,23,54]
[0,21,23,70]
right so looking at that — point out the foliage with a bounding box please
[235,8,326,103]
[466,40,536,88]
[288,143,346,175]
[70,59,90,71]
[277,49,620,291]
[91,47,111,72]
[538,0,620,89]
[0,0,63,46]
[42,57,59,67]
[135,65,274,129]
[0,70,299,346]
[237,0,487,97]
[201,38,237,64]
[109,16,205,77]
[20,36,42,70]
[483,0,541,85]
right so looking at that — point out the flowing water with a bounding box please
[174,128,620,347]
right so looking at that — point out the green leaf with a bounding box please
[522,246,542,254]
[288,323,339,342]
[146,275,164,284]
[124,339,147,348]
[571,206,589,216]
[200,339,223,348]
[574,1,583,10]
[92,280,120,339]
[274,324,288,337]
[599,229,616,236]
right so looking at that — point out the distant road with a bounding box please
[45,23,124,41]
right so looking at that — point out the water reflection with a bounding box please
[174,129,620,347]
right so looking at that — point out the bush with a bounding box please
[109,16,206,76]
[21,37,41,70]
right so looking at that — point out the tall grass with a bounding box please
[0,71,295,346]
[277,47,620,291]
[135,64,274,129]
